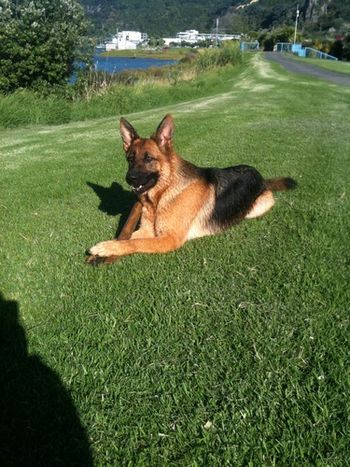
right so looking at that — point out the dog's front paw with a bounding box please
[86,253,122,266]
[86,254,108,267]
[89,240,119,257]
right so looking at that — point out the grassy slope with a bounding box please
[1,54,350,464]
[0,64,244,128]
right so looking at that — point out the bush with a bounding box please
[329,40,343,59]
[0,0,89,93]
[195,42,242,71]
[343,34,350,61]
[258,27,296,52]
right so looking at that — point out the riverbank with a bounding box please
[101,48,189,61]
[0,44,243,128]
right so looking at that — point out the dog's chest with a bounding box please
[186,197,216,240]
[140,199,172,236]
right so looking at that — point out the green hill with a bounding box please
[81,0,350,37]
[220,0,350,36]
[82,0,234,37]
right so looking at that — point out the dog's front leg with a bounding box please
[88,181,209,262]
[117,201,142,240]
[86,201,142,265]
[89,232,183,258]
[86,227,155,265]
[130,228,154,239]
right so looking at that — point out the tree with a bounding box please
[258,26,299,52]
[148,37,165,48]
[343,34,350,61]
[329,39,343,60]
[0,0,89,93]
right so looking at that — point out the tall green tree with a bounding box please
[0,0,89,93]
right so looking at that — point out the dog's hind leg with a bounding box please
[245,190,275,219]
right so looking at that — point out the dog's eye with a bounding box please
[144,154,154,163]
[127,152,135,163]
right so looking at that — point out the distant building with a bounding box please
[105,31,148,51]
[177,29,201,42]
[163,37,181,46]
[163,29,241,46]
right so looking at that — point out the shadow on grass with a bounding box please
[0,292,92,466]
[87,181,136,237]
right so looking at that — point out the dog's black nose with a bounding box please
[126,171,138,185]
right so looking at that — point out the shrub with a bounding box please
[195,42,242,71]
[0,0,89,93]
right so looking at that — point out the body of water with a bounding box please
[69,54,177,83]
[93,55,177,74]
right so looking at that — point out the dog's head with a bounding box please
[119,114,174,195]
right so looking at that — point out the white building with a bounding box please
[163,29,241,46]
[163,37,182,46]
[177,29,201,42]
[105,31,148,51]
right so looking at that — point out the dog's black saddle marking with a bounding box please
[201,165,265,228]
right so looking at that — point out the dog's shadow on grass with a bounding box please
[87,181,137,237]
[0,292,92,466]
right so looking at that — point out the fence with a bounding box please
[240,41,260,52]
[275,42,338,60]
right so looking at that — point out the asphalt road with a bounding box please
[265,52,350,87]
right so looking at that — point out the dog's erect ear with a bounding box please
[120,118,139,152]
[155,114,174,149]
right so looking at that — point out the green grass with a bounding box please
[291,54,350,74]
[102,48,190,60]
[1,54,350,465]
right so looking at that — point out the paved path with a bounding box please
[265,52,350,87]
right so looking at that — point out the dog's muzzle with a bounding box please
[126,171,158,195]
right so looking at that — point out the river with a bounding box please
[93,55,177,73]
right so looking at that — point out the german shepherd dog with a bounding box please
[87,114,296,265]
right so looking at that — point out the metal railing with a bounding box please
[240,41,260,52]
[274,42,338,61]
[304,47,338,60]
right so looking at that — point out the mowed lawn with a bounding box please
[1,55,349,465]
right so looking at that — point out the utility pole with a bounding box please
[215,17,219,47]
[293,5,300,44]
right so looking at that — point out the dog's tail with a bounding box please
[265,177,297,192]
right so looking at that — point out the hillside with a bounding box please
[81,0,235,37]
[221,0,350,35]
[81,0,350,37]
